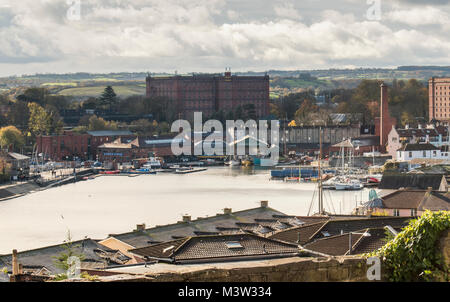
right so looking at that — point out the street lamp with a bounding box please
[348,231,371,255]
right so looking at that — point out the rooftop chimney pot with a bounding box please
[135,223,146,231]
[183,215,191,222]
[224,208,232,215]
[260,200,269,208]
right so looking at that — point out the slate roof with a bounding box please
[397,128,439,138]
[293,215,331,224]
[268,222,328,245]
[7,152,31,160]
[87,130,133,137]
[435,125,449,136]
[268,216,410,246]
[380,190,428,209]
[398,143,440,151]
[109,206,288,249]
[129,234,300,264]
[379,174,447,190]
[379,189,450,211]
[0,239,130,275]
[304,232,365,256]
[304,227,396,256]
[421,191,450,211]
[308,217,411,242]
[351,228,398,255]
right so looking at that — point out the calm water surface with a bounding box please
[0,167,373,253]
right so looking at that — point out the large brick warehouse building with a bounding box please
[146,71,270,120]
[429,77,450,123]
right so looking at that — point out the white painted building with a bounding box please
[387,124,450,160]
[396,143,449,161]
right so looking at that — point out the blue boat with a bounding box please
[122,168,156,175]
[271,168,336,179]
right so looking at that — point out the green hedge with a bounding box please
[369,210,450,282]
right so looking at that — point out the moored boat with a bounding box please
[335,179,363,190]
[225,159,241,166]
[99,170,120,175]
[241,159,253,167]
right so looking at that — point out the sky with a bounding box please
[0,0,450,76]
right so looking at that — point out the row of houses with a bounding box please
[2,192,448,280]
[386,124,449,162]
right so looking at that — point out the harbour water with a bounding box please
[0,167,372,254]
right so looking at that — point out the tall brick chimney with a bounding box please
[12,249,19,275]
[380,83,388,147]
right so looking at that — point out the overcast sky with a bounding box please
[0,0,450,76]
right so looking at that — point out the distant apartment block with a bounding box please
[429,77,450,123]
[145,71,270,120]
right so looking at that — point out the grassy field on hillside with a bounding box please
[57,84,146,97]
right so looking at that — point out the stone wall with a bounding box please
[91,228,450,283]
[96,256,379,282]
[439,229,450,267]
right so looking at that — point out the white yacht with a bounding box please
[143,157,162,169]
[335,179,364,190]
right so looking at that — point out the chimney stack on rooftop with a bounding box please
[182,215,191,222]
[260,200,269,208]
[224,208,232,215]
[12,249,19,275]
[135,223,146,231]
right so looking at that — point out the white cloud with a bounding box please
[273,2,302,21]
[0,0,449,75]
[386,6,450,27]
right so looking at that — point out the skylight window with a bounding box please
[256,225,271,234]
[321,231,331,237]
[291,218,305,226]
[274,221,288,230]
[225,241,243,249]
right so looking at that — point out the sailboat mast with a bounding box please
[372,145,375,166]
[318,126,324,215]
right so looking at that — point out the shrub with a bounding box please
[368,210,450,282]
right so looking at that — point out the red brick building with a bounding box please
[36,131,90,161]
[146,71,270,120]
[36,130,133,161]
[429,77,450,123]
[97,137,177,163]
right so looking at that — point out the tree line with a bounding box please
[0,79,430,154]
[269,79,429,127]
